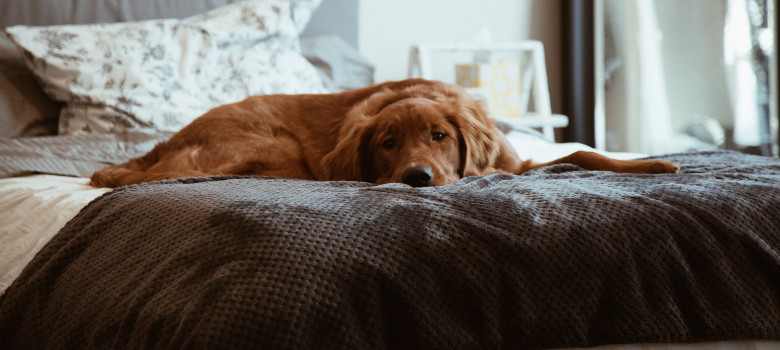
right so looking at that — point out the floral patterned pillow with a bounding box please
[5,0,326,135]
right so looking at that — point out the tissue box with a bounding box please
[455,61,522,117]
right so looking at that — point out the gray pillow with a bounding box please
[301,35,375,92]
[0,33,61,137]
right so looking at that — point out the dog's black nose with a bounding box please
[402,165,434,187]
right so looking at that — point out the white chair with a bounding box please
[408,41,568,141]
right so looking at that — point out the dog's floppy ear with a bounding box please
[322,119,374,182]
[447,101,500,177]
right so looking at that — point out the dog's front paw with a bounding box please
[647,160,680,174]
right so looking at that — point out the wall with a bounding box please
[357,0,563,113]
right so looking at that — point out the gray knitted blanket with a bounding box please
[1,150,779,349]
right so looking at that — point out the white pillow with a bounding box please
[5,0,326,135]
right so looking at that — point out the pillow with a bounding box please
[300,35,375,92]
[0,33,61,137]
[5,0,326,135]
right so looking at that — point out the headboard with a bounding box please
[0,0,359,47]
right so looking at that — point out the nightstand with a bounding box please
[408,41,568,141]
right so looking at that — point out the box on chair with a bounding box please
[455,61,523,118]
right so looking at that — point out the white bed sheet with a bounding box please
[0,175,109,294]
[505,130,649,163]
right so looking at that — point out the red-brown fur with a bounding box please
[90,79,678,188]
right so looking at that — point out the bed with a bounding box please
[1,1,780,349]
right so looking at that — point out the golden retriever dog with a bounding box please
[90,79,678,188]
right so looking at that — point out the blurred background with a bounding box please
[598,0,777,156]
[347,0,778,156]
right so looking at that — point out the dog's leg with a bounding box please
[89,165,207,188]
[517,150,679,174]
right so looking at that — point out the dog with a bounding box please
[89,79,678,188]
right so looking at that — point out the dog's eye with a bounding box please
[382,139,396,149]
[432,132,446,142]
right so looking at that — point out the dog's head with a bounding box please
[322,81,500,187]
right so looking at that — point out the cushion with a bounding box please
[300,35,375,92]
[0,33,61,137]
[5,0,326,135]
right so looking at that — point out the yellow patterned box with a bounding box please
[455,61,522,117]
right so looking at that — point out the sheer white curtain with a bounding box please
[604,0,675,155]
[724,0,770,149]
[602,0,777,156]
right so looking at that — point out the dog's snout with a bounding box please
[402,165,434,187]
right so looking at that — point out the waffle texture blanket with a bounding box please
[1,150,780,349]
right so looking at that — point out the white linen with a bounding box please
[505,129,650,163]
[0,175,108,294]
